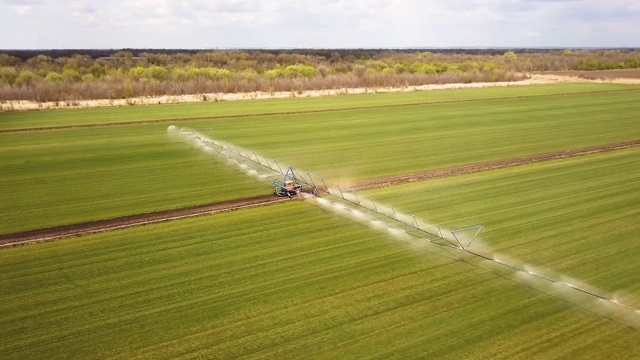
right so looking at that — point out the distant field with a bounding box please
[0,83,634,130]
[362,147,640,299]
[1,83,639,234]
[1,202,639,359]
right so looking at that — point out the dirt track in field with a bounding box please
[2,138,639,248]
[349,139,640,191]
[0,195,289,248]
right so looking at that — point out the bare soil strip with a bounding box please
[2,139,638,248]
[0,195,289,248]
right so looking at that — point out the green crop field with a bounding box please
[1,84,639,234]
[1,202,639,359]
[1,83,639,358]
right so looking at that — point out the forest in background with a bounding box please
[0,48,638,102]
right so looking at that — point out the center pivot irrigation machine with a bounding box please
[273,166,317,198]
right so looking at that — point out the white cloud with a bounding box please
[12,4,30,15]
[69,0,98,25]
[5,0,45,16]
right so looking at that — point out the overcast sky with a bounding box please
[0,0,638,49]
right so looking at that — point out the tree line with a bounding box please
[0,48,638,102]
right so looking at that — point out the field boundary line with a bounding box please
[2,88,638,133]
[0,195,289,248]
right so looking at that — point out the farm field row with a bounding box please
[1,201,639,359]
[362,147,640,302]
[2,84,639,234]
[0,83,635,130]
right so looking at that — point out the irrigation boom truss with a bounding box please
[185,128,480,247]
